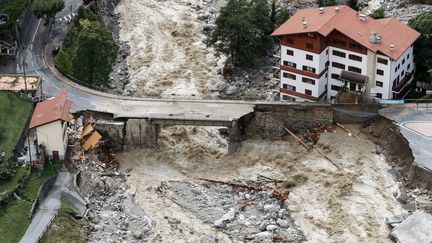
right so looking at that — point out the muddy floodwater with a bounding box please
[116,0,226,98]
[118,125,405,242]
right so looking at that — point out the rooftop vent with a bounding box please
[359,14,367,22]
[319,7,324,14]
[303,21,308,29]
[301,16,305,21]
[335,7,339,12]
[390,44,395,52]
[369,32,381,44]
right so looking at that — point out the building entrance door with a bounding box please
[52,151,59,161]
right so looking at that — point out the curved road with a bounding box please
[19,5,254,123]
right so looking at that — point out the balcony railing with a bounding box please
[392,72,413,94]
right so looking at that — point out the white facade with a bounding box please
[279,43,415,101]
[327,46,368,98]
[36,120,68,160]
[280,45,328,101]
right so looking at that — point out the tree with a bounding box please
[33,0,64,24]
[408,11,432,82]
[347,0,359,10]
[0,0,27,23]
[71,20,118,85]
[369,7,385,19]
[207,0,286,67]
[316,0,336,7]
[270,0,290,29]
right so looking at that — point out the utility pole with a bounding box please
[22,46,27,91]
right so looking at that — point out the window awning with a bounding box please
[339,70,368,86]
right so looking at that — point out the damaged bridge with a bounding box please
[85,102,381,152]
[92,101,256,151]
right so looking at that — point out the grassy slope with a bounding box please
[40,200,89,243]
[0,163,61,243]
[0,166,28,194]
[0,92,32,157]
[0,200,32,243]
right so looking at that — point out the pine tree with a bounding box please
[72,20,118,85]
[33,0,65,24]
[207,0,288,67]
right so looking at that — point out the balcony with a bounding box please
[392,72,413,99]
[280,87,318,101]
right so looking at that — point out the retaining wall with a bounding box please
[29,175,57,218]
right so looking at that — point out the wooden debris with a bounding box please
[284,127,309,149]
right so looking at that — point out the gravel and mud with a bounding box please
[116,124,411,242]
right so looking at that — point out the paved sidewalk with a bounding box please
[379,107,432,172]
[20,172,78,243]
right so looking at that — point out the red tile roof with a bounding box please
[272,5,420,60]
[29,89,72,129]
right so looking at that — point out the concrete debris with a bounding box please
[214,208,236,228]
[391,210,432,243]
[67,116,153,242]
[158,180,305,241]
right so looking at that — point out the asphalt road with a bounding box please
[17,4,255,123]
[379,107,432,172]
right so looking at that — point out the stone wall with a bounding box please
[29,175,57,218]
[244,104,334,139]
[95,120,125,150]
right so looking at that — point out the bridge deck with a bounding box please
[112,100,255,124]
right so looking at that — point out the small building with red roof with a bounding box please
[272,5,420,102]
[29,88,72,160]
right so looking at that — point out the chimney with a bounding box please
[303,21,308,29]
[319,7,324,14]
[369,32,381,44]
[335,6,339,12]
[390,44,395,52]
[359,14,367,22]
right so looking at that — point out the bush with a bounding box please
[369,7,385,19]
[55,49,72,73]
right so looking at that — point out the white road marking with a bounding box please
[396,122,432,140]
[30,19,42,51]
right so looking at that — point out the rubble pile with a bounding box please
[67,116,154,242]
[157,178,305,241]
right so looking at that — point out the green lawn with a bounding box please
[19,163,60,201]
[0,92,32,158]
[0,162,62,243]
[0,200,32,243]
[0,166,28,194]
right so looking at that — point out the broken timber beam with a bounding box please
[335,123,355,137]
[284,127,309,149]
[284,127,339,170]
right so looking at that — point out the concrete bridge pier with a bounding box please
[228,119,242,153]
[124,118,160,149]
